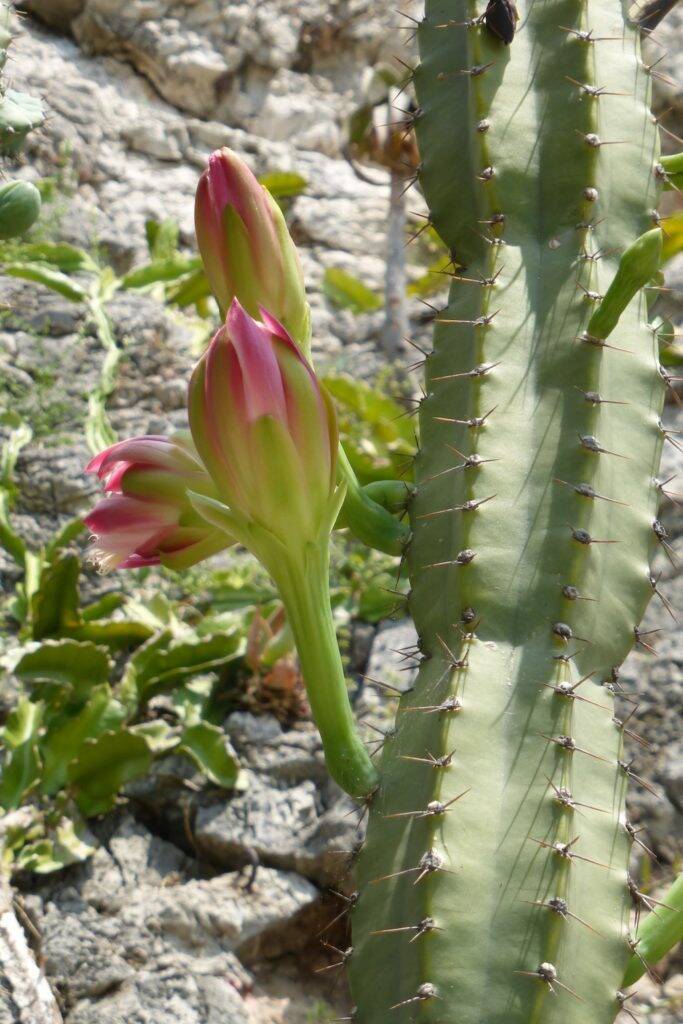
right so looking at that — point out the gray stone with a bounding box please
[365,619,419,692]
[194,772,320,870]
[661,741,683,811]
[21,816,323,1024]
[150,869,319,959]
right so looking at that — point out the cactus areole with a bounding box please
[350,1,670,1021]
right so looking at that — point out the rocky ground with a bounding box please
[0,2,682,1023]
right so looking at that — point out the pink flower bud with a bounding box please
[188,300,339,548]
[195,147,310,349]
[84,433,230,571]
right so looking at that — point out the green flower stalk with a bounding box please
[194,146,410,557]
[187,299,378,799]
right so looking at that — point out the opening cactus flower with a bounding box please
[196,146,409,557]
[195,147,310,350]
[84,433,230,572]
[187,300,377,799]
[188,299,339,552]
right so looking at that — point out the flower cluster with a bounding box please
[86,147,337,576]
[84,147,377,798]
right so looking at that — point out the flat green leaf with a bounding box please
[80,592,126,622]
[13,840,64,874]
[15,639,111,691]
[68,730,153,816]
[121,255,201,290]
[44,516,85,559]
[166,267,212,308]
[145,218,180,260]
[322,268,383,313]
[136,633,242,702]
[0,491,26,567]
[118,630,172,710]
[31,552,81,639]
[71,620,154,651]
[0,241,95,273]
[358,578,407,622]
[40,685,125,795]
[0,698,43,810]
[14,819,97,874]
[179,722,240,788]
[1,419,32,490]
[170,677,214,726]
[259,171,308,199]
[1,262,86,301]
[129,720,178,753]
[324,375,416,484]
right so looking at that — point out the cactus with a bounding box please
[349,2,675,1021]
[0,3,43,236]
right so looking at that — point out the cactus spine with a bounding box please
[350,1,665,1021]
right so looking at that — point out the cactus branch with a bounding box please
[349,1,666,1020]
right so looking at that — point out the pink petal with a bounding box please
[84,494,176,535]
[119,553,162,569]
[226,300,288,425]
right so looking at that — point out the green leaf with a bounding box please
[0,418,32,490]
[324,375,416,484]
[259,171,308,199]
[13,840,64,874]
[358,578,407,622]
[1,262,87,301]
[14,638,111,698]
[0,241,96,273]
[121,254,201,290]
[135,633,243,702]
[145,218,180,260]
[40,685,125,794]
[68,730,153,816]
[71,619,154,651]
[0,698,43,810]
[80,592,126,622]
[322,268,383,313]
[0,492,26,567]
[31,552,81,639]
[169,677,214,726]
[44,516,85,559]
[166,267,212,308]
[129,720,178,753]
[14,818,97,874]
[407,258,450,298]
[179,722,240,788]
[623,874,683,986]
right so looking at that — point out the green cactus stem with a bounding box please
[0,89,44,156]
[0,180,41,238]
[0,4,44,235]
[349,1,666,1021]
